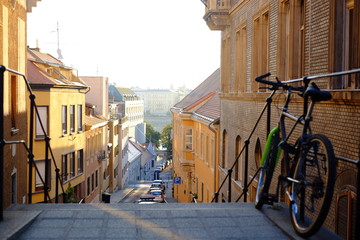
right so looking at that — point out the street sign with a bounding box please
[173,177,181,184]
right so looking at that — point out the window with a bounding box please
[62,154,68,182]
[252,10,269,92]
[234,136,242,181]
[235,24,247,92]
[221,36,231,92]
[77,105,83,132]
[210,138,215,168]
[95,170,98,187]
[255,138,262,169]
[330,0,360,89]
[77,149,84,174]
[36,106,48,139]
[222,130,227,168]
[278,0,305,83]
[35,160,51,191]
[200,132,204,158]
[87,177,90,196]
[185,128,193,151]
[62,105,67,135]
[205,135,209,165]
[336,189,357,239]
[11,75,18,131]
[91,173,95,191]
[70,152,75,178]
[70,105,75,133]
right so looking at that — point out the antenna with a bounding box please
[56,22,63,60]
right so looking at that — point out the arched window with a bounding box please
[234,136,242,181]
[336,187,357,239]
[221,130,227,168]
[255,138,262,170]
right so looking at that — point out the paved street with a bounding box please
[0,166,341,240]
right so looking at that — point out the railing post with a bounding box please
[243,140,250,202]
[28,94,36,204]
[0,65,5,221]
[55,168,60,203]
[44,137,50,203]
[228,169,232,202]
[214,192,219,203]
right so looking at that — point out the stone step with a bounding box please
[1,203,342,240]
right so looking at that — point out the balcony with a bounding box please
[201,0,231,30]
[97,150,107,161]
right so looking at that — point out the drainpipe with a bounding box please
[208,117,220,201]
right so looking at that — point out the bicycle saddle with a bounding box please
[304,82,332,102]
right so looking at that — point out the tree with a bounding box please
[145,121,160,147]
[161,124,172,159]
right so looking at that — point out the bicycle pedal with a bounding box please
[263,194,278,205]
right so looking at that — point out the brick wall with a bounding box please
[218,0,359,236]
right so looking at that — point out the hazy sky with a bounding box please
[27,0,221,89]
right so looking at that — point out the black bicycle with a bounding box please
[254,73,336,237]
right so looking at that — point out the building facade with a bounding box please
[27,47,88,203]
[84,115,107,203]
[0,0,41,214]
[202,0,360,238]
[172,69,220,203]
[108,85,145,143]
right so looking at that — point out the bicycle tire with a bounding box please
[255,130,280,209]
[289,134,336,237]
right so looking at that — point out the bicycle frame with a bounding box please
[266,80,320,198]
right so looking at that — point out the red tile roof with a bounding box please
[27,48,88,88]
[174,69,220,109]
[27,60,56,85]
[174,68,220,121]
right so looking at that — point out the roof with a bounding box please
[116,87,137,96]
[84,115,108,129]
[27,48,87,88]
[28,48,64,66]
[173,68,220,121]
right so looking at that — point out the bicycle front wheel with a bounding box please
[290,134,336,237]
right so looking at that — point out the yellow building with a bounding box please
[27,47,88,203]
[84,113,108,203]
[172,69,220,203]
[0,0,41,216]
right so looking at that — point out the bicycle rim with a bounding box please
[290,134,336,237]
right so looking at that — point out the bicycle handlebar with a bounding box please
[255,73,304,92]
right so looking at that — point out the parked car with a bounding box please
[150,182,165,193]
[153,180,166,191]
[154,166,162,172]
[138,194,158,204]
[149,189,165,203]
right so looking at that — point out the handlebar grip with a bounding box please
[255,72,277,86]
[255,72,271,82]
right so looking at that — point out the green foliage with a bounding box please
[65,183,78,203]
[145,121,160,147]
[161,123,173,159]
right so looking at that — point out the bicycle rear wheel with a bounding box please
[289,134,336,237]
[255,130,280,209]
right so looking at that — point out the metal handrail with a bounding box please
[212,68,360,204]
[1,66,67,208]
